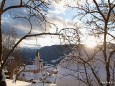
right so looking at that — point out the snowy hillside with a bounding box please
[56,46,115,86]
[6,79,56,86]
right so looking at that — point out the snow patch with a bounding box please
[6,79,56,86]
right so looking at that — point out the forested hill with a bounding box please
[22,45,72,65]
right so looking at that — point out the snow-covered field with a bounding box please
[6,79,56,86]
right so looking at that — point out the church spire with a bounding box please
[35,50,40,61]
[35,51,44,71]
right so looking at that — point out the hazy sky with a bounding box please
[2,0,114,48]
[2,0,79,48]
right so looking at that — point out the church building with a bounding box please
[18,51,44,81]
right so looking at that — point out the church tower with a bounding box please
[35,51,44,72]
[35,51,40,65]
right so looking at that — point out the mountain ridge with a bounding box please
[21,45,72,65]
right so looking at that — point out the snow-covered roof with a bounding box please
[24,65,38,70]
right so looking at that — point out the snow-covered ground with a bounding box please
[6,79,56,86]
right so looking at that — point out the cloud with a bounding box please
[46,13,76,33]
[2,0,80,48]
[19,35,60,48]
[2,11,47,36]
[48,0,84,16]
[49,0,67,15]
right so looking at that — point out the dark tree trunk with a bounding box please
[0,3,7,85]
[0,68,7,86]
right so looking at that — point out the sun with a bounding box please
[84,36,97,48]
[85,41,97,48]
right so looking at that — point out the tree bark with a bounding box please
[104,22,110,86]
[0,11,4,85]
[0,12,2,71]
[0,0,7,85]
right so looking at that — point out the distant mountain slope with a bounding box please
[22,45,72,65]
[38,45,72,65]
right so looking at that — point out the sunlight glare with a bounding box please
[84,36,97,48]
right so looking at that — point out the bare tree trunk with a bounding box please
[0,17,7,85]
[0,0,7,85]
[104,22,110,86]
[106,63,110,86]
[0,13,2,71]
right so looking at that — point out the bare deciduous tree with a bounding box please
[58,0,115,86]
[2,28,26,78]
[0,0,61,85]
